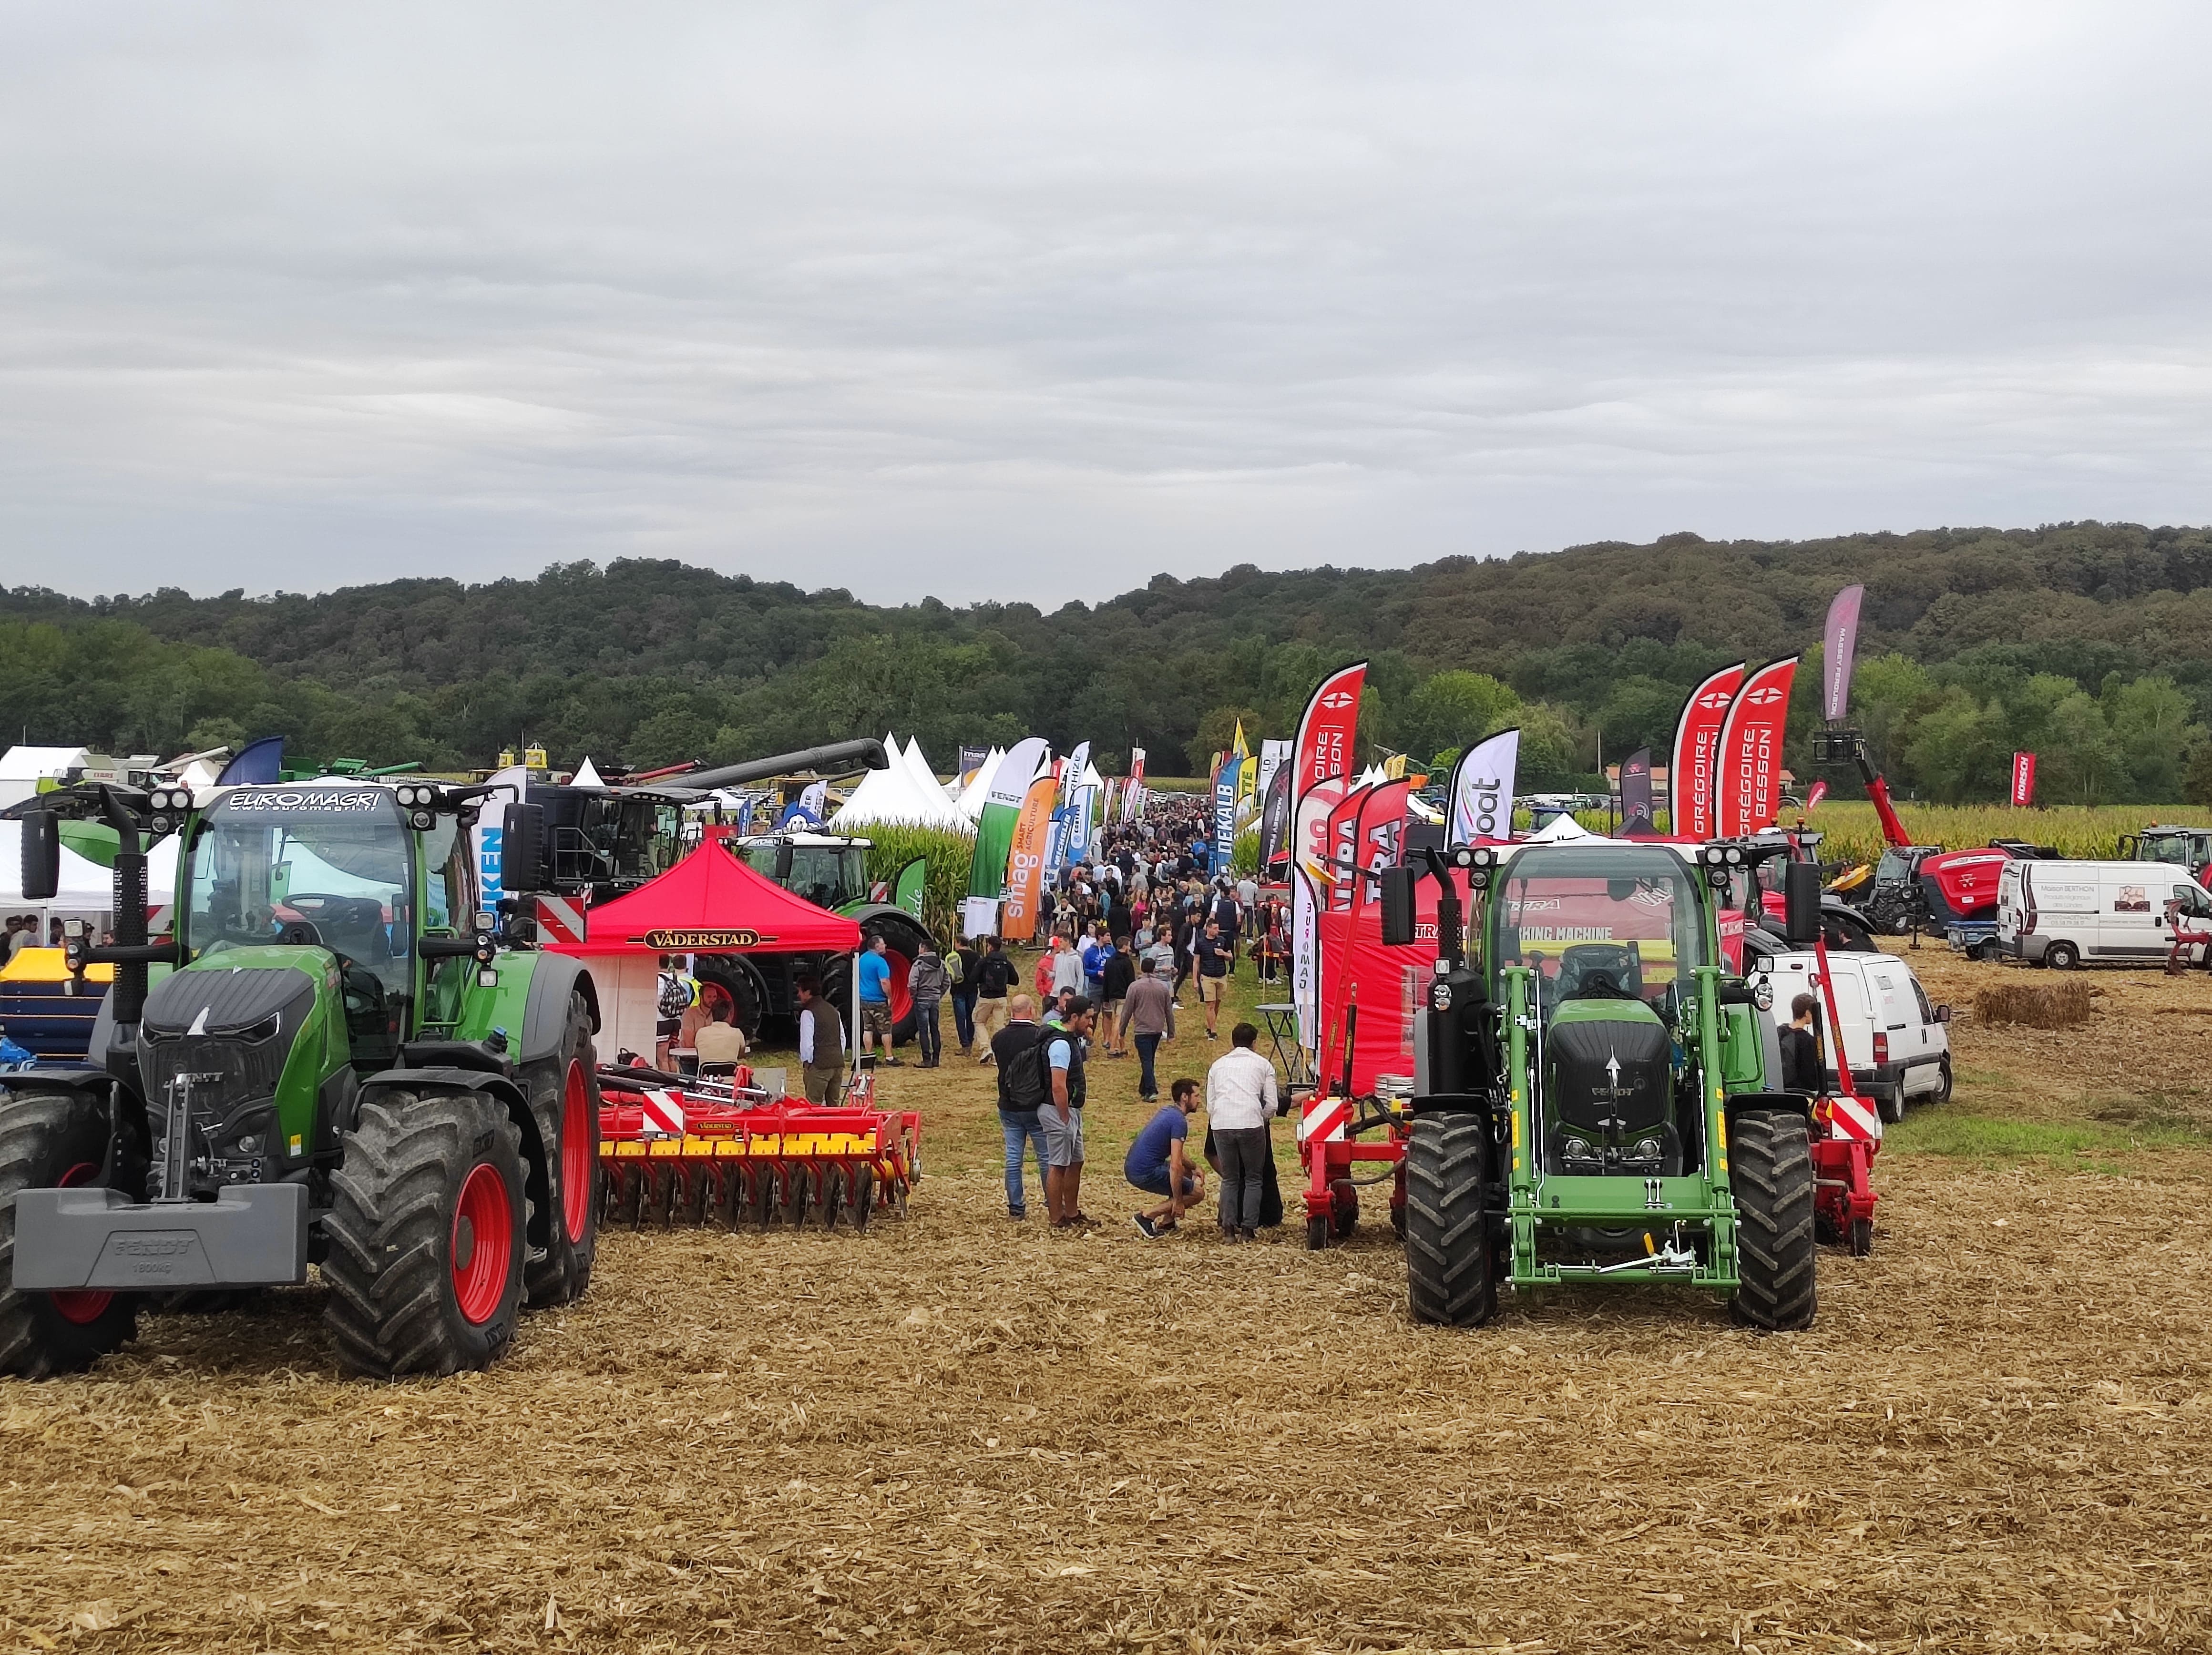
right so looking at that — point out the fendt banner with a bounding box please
[1713,657,1800,838]
[1668,662,1745,840]
[1290,663,1367,1050]
[1823,585,1865,722]
[968,736,1049,900]
[1446,727,1520,845]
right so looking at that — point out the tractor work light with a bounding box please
[408,808,435,831]
[1701,845,1725,865]
[1725,846,1745,865]
[1751,978,1773,1011]
[1708,868,1731,890]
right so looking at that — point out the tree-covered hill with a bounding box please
[7,521,2212,804]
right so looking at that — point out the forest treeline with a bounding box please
[6,521,2212,804]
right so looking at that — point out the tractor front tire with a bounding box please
[1730,1110,1817,1331]
[1404,1114,1495,1327]
[323,1091,528,1379]
[525,993,601,1309]
[0,1088,143,1379]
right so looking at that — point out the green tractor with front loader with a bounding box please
[1382,837,1822,1329]
[0,778,603,1379]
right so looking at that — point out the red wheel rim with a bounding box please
[51,1163,113,1325]
[451,1161,514,1325]
[561,1060,593,1244]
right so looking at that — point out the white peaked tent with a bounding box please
[1525,813,1614,845]
[954,747,1004,822]
[901,737,950,804]
[573,756,605,788]
[830,740,970,832]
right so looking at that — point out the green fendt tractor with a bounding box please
[1382,838,1821,1330]
[1,779,603,1379]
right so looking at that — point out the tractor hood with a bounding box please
[143,952,328,1042]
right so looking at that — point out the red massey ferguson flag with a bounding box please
[1295,663,1367,803]
[1714,656,1799,838]
[1669,662,1744,839]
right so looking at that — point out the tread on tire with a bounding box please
[524,994,601,1310]
[1403,1114,1495,1327]
[0,1087,143,1379]
[1729,1109,1818,1331]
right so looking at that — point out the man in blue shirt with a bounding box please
[1079,924,1112,1004]
[1127,1079,1204,1237]
[856,933,898,1066]
[1040,997,1095,1226]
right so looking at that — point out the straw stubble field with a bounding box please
[4,951,2212,1653]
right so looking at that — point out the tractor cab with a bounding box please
[737,832,874,913]
[2119,826,2212,885]
[1489,845,1708,1182]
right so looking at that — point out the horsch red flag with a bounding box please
[1668,662,1744,840]
[1713,657,1799,838]
[2011,751,2038,807]
[1290,663,1367,1050]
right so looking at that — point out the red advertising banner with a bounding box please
[1290,663,1367,1049]
[1713,656,1799,838]
[2011,751,2038,808]
[1668,662,1744,840]
[1351,779,1413,911]
[997,772,1061,941]
[1294,664,1367,801]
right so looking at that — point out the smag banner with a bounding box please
[1669,662,1744,840]
[999,770,1061,941]
[1713,657,1798,838]
[1290,664,1367,1050]
[1447,727,1519,845]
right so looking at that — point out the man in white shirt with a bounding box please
[795,973,846,1106]
[1205,1022,1281,1241]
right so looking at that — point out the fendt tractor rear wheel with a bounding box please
[322,1091,529,1378]
[525,993,601,1309]
[1404,1114,1495,1327]
[1729,1110,1818,1331]
[0,1088,143,1379]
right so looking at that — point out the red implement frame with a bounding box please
[597,1065,922,1231]
[1805,934,1881,1254]
[1295,1089,1410,1249]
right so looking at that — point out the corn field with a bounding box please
[1557,801,2212,868]
[854,822,975,944]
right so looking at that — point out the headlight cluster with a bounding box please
[1448,844,1500,890]
[392,782,443,830]
[145,785,194,834]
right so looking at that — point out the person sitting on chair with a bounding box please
[694,1000,748,1078]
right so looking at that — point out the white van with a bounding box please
[1744,942,1952,1123]
[1997,859,2212,969]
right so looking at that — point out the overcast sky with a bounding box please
[2,3,2209,605]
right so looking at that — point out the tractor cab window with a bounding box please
[1490,847,1707,1015]
[2140,836,2194,867]
[1874,849,1913,883]
[419,815,475,1030]
[747,843,867,910]
[185,786,415,1063]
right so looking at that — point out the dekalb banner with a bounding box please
[1823,585,1865,723]
[1213,757,1238,872]
[999,769,1061,941]
[2011,751,2038,807]
[1446,727,1519,846]
[968,736,1048,899]
[1713,657,1799,838]
[1290,664,1367,1051]
[1668,662,1745,840]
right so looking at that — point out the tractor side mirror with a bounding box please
[773,841,795,881]
[1379,866,1417,948]
[20,809,60,901]
[500,803,545,894]
[1783,860,1823,946]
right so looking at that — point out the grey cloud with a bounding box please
[2,2,2209,603]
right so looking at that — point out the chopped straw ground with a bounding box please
[3,947,2211,1652]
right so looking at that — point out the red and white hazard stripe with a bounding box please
[1299,1095,1351,1144]
[1823,1092,1882,1143]
[640,1089,685,1138]
[535,895,588,946]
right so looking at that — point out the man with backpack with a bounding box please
[655,953,696,1070]
[973,938,1017,1061]
[1040,996,1096,1226]
[949,936,979,1055]
[992,994,1051,1219]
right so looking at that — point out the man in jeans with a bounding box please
[1041,996,1095,1227]
[857,932,898,1064]
[1205,1021,1280,1240]
[950,937,980,1055]
[1116,955,1176,1102]
[1193,919,1234,1040]
[1099,936,1137,1058]
[973,938,1016,1061]
[1127,1078,1204,1237]
[991,994,1051,1219]
[908,938,949,1068]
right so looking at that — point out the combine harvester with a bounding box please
[594,1062,920,1231]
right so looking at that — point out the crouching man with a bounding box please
[1127,1078,1205,1238]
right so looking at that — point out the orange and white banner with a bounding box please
[998,771,1061,941]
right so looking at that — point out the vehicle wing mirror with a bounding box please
[1783,860,1823,946]
[20,809,60,901]
[500,803,545,894]
[1935,1004,1953,1023]
[1379,866,1416,947]
[773,841,794,881]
